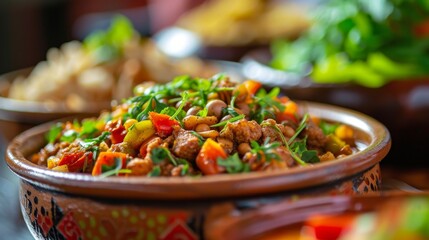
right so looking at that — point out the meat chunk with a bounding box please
[304,120,327,150]
[220,119,262,144]
[172,127,201,161]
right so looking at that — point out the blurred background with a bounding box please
[1,0,429,239]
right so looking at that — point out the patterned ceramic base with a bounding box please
[20,164,381,240]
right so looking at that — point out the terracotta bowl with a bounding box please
[242,49,429,168]
[5,102,390,240]
[207,191,428,240]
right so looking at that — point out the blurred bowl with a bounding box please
[242,49,429,168]
[0,61,243,141]
[207,191,429,240]
[5,101,390,239]
[0,68,109,141]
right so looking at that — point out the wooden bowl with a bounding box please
[5,102,390,239]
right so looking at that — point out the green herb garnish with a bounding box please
[217,153,250,173]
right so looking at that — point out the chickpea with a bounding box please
[183,115,218,130]
[195,123,210,132]
[183,115,198,130]
[186,106,202,116]
[207,99,227,118]
[282,125,295,138]
[238,143,251,156]
[198,130,220,139]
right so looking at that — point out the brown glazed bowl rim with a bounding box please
[5,101,391,200]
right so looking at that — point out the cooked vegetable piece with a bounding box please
[196,138,227,175]
[58,152,93,173]
[149,112,179,137]
[123,120,155,149]
[92,152,128,176]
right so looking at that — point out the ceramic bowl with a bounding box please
[207,191,428,240]
[5,102,390,240]
[242,49,429,168]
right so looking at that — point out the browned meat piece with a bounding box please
[261,119,283,142]
[221,119,262,144]
[172,127,201,161]
[260,118,296,143]
[217,137,234,154]
[304,120,327,150]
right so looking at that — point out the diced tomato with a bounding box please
[149,112,179,138]
[58,151,93,173]
[92,152,128,176]
[196,138,227,175]
[105,119,127,144]
[304,213,357,240]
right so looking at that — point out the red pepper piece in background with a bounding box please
[304,213,357,240]
[149,112,179,138]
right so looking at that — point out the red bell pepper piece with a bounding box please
[149,112,179,138]
[58,151,93,173]
[105,119,127,144]
[196,138,227,175]
[92,152,128,176]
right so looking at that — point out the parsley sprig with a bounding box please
[217,153,250,173]
[250,138,281,163]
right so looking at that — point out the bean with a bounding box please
[207,99,227,118]
[186,106,201,116]
[195,123,210,132]
[198,130,219,139]
[238,143,251,156]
